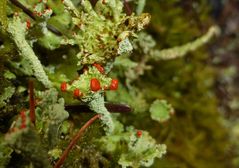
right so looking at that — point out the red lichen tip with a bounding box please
[136,130,142,138]
[110,79,118,90]
[20,111,26,121]
[90,78,101,92]
[20,111,27,129]
[20,124,27,129]
[61,82,68,92]
[73,88,82,98]
[26,19,31,29]
[93,63,104,74]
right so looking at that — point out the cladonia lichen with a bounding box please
[7,16,52,88]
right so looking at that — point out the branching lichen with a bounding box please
[152,26,220,60]
[1,0,224,167]
[7,16,52,88]
[61,0,150,65]
[89,93,114,134]
[96,120,166,168]
[35,88,69,146]
[0,86,15,109]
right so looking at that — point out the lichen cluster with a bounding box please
[0,0,229,167]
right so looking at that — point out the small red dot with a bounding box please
[61,82,67,92]
[73,89,82,98]
[136,130,142,138]
[26,19,31,29]
[93,63,104,74]
[110,79,118,90]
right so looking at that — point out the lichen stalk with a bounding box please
[89,93,114,134]
[7,16,52,88]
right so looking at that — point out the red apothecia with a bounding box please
[73,89,82,98]
[136,130,142,138]
[61,82,67,92]
[26,19,31,29]
[110,79,118,90]
[93,63,104,74]
[91,78,101,91]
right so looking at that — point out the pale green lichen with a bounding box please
[149,99,174,123]
[35,88,69,146]
[89,93,114,134]
[5,127,51,168]
[66,66,112,97]
[61,0,150,65]
[96,120,166,168]
[59,65,115,134]
[118,131,166,168]
[118,26,220,85]
[0,135,13,167]
[152,26,220,60]
[48,148,62,160]
[0,0,7,30]
[117,38,134,55]
[3,71,16,80]
[62,0,80,17]
[7,16,52,88]
[0,86,15,109]
[106,84,148,113]
[38,31,63,50]
[136,0,146,15]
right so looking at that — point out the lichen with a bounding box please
[152,26,221,60]
[7,16,52,88]
[88,93,114,134]
[0,0,7,30]
[96,120,166,168]
[61,0,150,65]
[149,99,174,123]
[0,0,229,167]
[0,86,15,109]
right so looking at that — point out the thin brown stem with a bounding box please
[123,0,132,15]
[9,0,35,20]
[29,80,35,125]
[65,103,132,113]
[54,114,101,168]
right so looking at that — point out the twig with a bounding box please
[65,103,132,113]
[54,114,100,168]
[9,0,35,20]
[29,80,35,125]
